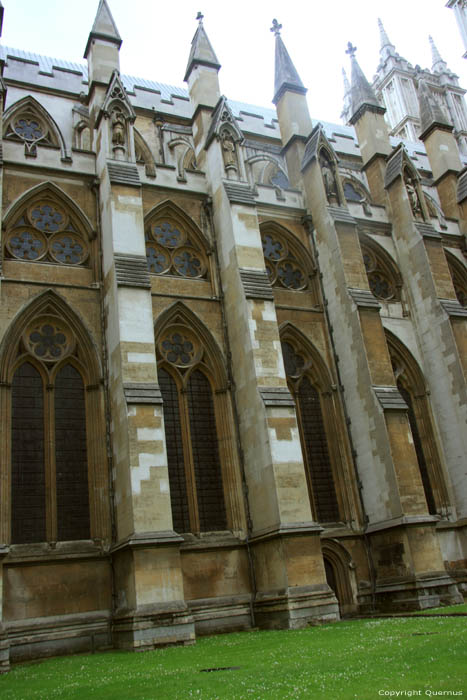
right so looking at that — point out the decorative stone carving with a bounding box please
[404,169,423,219]
[319,150,339,204]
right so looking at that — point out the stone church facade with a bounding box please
[0,0,466,670]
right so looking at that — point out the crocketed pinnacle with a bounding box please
[378,18,392,49]
[184,13,221,82]
[417,76,452,139]
[272,19,306,105]
[84,0,122,58]
[429,35,448,73]
[347,42,383,124]
[342,67,350,94]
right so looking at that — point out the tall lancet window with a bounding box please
[158,327,227,534]
[281,339,340,523]
[10,316,90,543]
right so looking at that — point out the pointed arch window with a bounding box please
[261,227,313,292]
[3,98,66,159]
[446,253,467,308]
[4,196,90,267]
[360,239,401,302]
[157,328,227,533]
[9,316,90,543]
[281,338,340,523]
[145,209,208,280]
[387,334,449,517]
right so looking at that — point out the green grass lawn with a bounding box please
[1,616,466,699]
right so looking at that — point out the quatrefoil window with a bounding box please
[5,200,89,267]
[5,111,54,156]
[14,119,44,142]
[145,219,207,279]
[261,232,308,291]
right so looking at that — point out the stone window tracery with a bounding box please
[281,337,340,523]
[145,218,207,279]
[360,241,401,302]
[157,327,227,534]
[261,230,309,291]
[4,199,89,267]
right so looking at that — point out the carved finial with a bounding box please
[346,42,357,58]
[270,19,282,36]
[196,11,204,23]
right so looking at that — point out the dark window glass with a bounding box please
[55,364,90,540]
[159,368,190,533]
[398,384,436,515]
[298,377,339,522]
[11,362,46,543]
[187,370,227,532]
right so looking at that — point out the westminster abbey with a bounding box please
[0,0,465,670]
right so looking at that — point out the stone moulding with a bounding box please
[123,382,163,404]
[348,288,381,309]
[258,386,295,407]
[439,298,467,317]
[114,254,151,288]
[373,386,408,410]
[239,268,274,300]
[107,161,141,187]
[223,181,256,205]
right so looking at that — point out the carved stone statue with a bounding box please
[111,111,126,147]
[221,132,237,169]
[404,172,423,219]
[319,153,338,203]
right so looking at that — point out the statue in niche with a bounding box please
[111,110,126,148]
[404,171,423,219]
[319,152,338,203]
[221,131,238,170]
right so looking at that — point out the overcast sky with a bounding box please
[1,0,466,124]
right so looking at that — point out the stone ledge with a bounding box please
[328,205,356,225]
[259,386,295,407]
[439,298,467,318]
[239,268,274,300]
[374,386,408,411]
[415,222,441,239]
[457,168,467,204]
[123,382,162,404]
[223,181,256,205]
[114,254,151,289]
[107,161,141,187]
[348,288,381,309]
[111,530,184,553]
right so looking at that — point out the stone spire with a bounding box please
[341,67,351,123]
[84,0,122,59]
[429,35,448,73]
[184,12,221,82]
[417,76,453,139]
[271,18,307,105]
[347,42,384,124]
[378,18,393,50]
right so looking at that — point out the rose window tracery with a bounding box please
[261,231,308,291]
[146,220,207,279]
[159,329,200,368]
[5,110,54,156]
[361,244,398,302]
[23,316,73,363]
[4,200,89,266]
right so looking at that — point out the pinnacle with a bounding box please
[184,13,221,82]
[272,21,306,105]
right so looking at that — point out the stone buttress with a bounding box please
[85,0,194,649]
